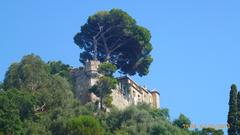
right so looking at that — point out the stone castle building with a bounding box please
[71,60,160,109]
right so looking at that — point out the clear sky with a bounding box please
[1,0,240,130]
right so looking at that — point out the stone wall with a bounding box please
[72,68,90,104]
[151,91,160,108]
[111,89,133,110]
[72,60,160,109]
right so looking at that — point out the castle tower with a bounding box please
[74,60,100,104]
[85,60,100,86]
[150,90,160,108]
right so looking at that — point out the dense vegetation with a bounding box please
[0,54,224,135]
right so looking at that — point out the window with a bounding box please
[133,90,136,97]
[138,95,141,101]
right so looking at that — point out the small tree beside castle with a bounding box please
[89,62,117,110]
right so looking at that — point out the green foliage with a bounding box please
[3,54,75,111]
[0,91,22,134]
[201,128,224,135]
[0,82,3,91]
[49,117,68,135]
[150,108,170,120]
[104,103,190,135]
[0,89,36,135]
[228,84,238,135]
[89,76,117,110]
[74,9,153,76]
[104,95,113,108]
[48,61,74,86]
[98,62,117,76]
[23,120,51,135]
[90,62,117,110]
[3,63,21,90]
[48,61,72,76]
[4,54,49,91]
[114,129,129,135]
[95,76,117,96]
[190,129,203,135]
[237,91,240,134]
[0,54,200,135]
[1,54,83,134]
[173,114,191,129]
[66,115,105,135]
[36,75,74,110]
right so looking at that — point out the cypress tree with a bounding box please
[228,84,238,135]
[237,91,240,134]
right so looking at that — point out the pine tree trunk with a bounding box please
[100,96,103,110]
[106,53,110,62]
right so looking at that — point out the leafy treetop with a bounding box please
[173,114,191,129]
[74,9,153,76]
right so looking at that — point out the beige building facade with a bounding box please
[71,60,160,109]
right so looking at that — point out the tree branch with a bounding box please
[91,24,124,60]
[34,103,46,112]
[109,38,132,53]
[92,23,103,60]
[100,25,123,37]
[109,38,122,50]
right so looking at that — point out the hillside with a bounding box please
[0,54,223,135]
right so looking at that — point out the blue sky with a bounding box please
[1,0,240,130]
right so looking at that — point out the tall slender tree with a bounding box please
[237,90,240,134]
[227,84,238,135]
